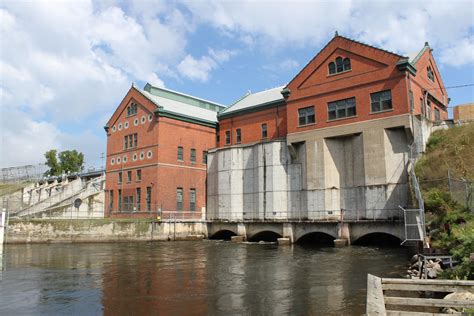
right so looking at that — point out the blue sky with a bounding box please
[1,0,473,168]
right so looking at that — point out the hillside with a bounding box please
[415,124,473,280]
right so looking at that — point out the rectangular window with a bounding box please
[236,129,241,143]
[127,171,132,183]
[124,134,137,149]
[176,188,183,211]
[328,97,356,120]
[261,123,268,138]
[109,190,114,213]
[136,188,141,211]
[118,189,122,211]
[189,188,196,212]
[409,90,414,111]
[298,106,315,126]
[420,98,425,115]
[190,148,196,163]
[136,169,142,181]
[435,108,440,121]
[225,131,231,145]
[146,186,151,212]
[371,90,392,113]
[202,151,208,164]
[177,146,184,161]
[126,196,133,212]
[118,172,122,183]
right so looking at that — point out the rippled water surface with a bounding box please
[0,242,408,315]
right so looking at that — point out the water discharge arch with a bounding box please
[296,232,336,245]
[247,230,282,242]
[352,232,402,246]
[209,229,238,240]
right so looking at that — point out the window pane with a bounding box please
[308,114,315,124]
[328,110,336,120]
[299,116,306,126]
[343,58,351,71]
[371,102,380,112]
[347,106,356,117]
[225,131,230,144]
[336,57,343,72]
[328,62,336,74]
[382,99,392,110]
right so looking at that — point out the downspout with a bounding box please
[276,105,280,137]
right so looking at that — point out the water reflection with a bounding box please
[0,242,408,315]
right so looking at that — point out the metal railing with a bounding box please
[108,203,203,221]
[206,208,403,222]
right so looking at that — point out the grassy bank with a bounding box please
[415,124,473,280]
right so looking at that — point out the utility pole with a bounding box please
[100,152,105,170]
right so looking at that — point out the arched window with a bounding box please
[329,57,351,75]
[336,57,343,73]
[343,58,351,71]
[328,62,336,74]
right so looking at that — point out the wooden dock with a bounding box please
[366,274,474,315]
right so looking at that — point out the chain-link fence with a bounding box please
[1,164,48,183]
[419,177,473,211]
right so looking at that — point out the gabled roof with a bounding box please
[218,86,286,119]
[133,83,224,127]
[286,33,414,90]
[406,43,430,65]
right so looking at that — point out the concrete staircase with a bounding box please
[11,175,105,219]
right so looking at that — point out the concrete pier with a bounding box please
[277,238,291,245]
[231,236,245,242]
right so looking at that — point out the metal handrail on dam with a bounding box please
[206,208,403,222]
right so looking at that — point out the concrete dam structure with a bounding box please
[207,115,412,223]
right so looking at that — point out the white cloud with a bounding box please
[177,49,238,82]
[0,109,61,167]
[440,37,474,67]
[0,1,201,167]
[182,0,474,66]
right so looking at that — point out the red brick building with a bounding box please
[104,83,224,218]
[217,86,287,147]
[216,34,448,148]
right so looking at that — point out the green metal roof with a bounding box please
[143,83,226,112]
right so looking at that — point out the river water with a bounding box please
[0,242,408,315]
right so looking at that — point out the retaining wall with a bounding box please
[5,219,207,243]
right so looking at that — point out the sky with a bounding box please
[1,0,473,169]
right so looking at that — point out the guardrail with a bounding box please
[108,207,404,222]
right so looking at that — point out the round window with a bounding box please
[123,155,127,163]
[118,123,123,130]
[111,158,115,165]
[147,150,152,159]
[134,118,139,126]
[141,116,146,124]
[117,157,121,164]
[140,152,145,160]
[133,153,137,161]
[148,114,153,122]
[112,125,116,132]
[124,121,129,129]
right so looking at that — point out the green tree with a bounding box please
[44,149,84,176]
[59,150,84,174]
[44,149,61,176]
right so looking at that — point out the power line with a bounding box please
[426,83,474,91]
